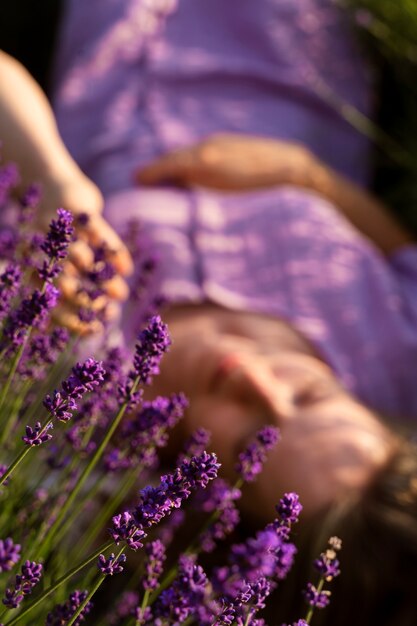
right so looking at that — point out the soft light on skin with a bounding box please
[153,304,397,519]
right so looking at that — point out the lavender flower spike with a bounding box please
[41,208,74,261]
[98,553,127,576]
[22,421,53,447]
[0,538,21,572]
[143,540,166,591]
[2,560,43,608]
[276,492,303,525]
[132,315,171,385]
[46,590,93,626]
[44,357,105,423]
[235,425,280,482]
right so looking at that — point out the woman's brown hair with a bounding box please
[271,437,417,625]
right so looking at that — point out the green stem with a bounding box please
[4,540,113,626]
[75,470,139,560]
[0,342,26,416]
[0,444,32,486]
[66,546,125,626]
[35,379,139,559]
[0,381,30,446]
[140,588,151,614]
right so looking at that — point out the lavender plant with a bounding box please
[0,159,341,625]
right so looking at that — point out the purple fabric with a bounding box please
[52,0,417,418]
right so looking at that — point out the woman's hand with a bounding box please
[136,133,314,191]
[38,173,133,335]
[137,132,414,254]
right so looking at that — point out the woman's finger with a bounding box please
[67,239,95,272]
[79,213,134,276]
[52,303,103,336]
[57,271,129,306]
[135,148,196,185]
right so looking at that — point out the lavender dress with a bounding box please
[52,0,417,418]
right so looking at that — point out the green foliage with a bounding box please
[338,0,417,233]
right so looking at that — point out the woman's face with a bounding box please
[155,308,395,519]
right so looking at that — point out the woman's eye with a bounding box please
[295,381,334,405]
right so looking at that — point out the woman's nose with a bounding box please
[216,353,296,421]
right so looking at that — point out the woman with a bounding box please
[2,0,417,623]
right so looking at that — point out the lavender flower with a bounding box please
[107,393,188,471]
[131,315,171,385]
[180,451,221,489]
[20,183,42,209]
[276,493,303,526]
[40,208,74,261]
[303,582,331,608]
[0,538,21,572]
[142,539,166,591]
[110,453,219,550]
[3,284,59,346]
[43,391,77,423]
[313,552,341,581]
[0,263,21,321]
[178,427,211,464]
[44,358,105,422]
[235,426,280,482]
[2,560,43,608]
[230,529,280,581]
[22,421,53,447]
[274,540,297,581]
[98,553,127,575]
[109,512,147,552]
[108,591,139,625]
[195,479,241,553]
[0,163,19,206]
[154,555,209,624]
[46,590,93,626]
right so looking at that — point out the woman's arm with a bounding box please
[136,133,414,255]
[0,51,133,331]
[0,50,91,206]
[306,156,413,255]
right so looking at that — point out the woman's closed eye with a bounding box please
[294,379,338,405]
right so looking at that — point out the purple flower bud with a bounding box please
[313,553,340,581]
[235,426,279,482]
[178,428,211,464]
[132,315,171,385]
[0,163,19,206]
[0,263,21,320]
[180,451,220,489]
[154,555,208,624]
[2,560,43,608]
[44,358,105,422]
[20,183,42,209]
[41,209,74,261]
[109,512,147,551]
[97,553,127,575]
[274,540,297,580]
[0,538,21,572]
[43,391,77,422]
[276,493,303,525]
[143,540,166,591]
[63,358,106,397]
[4,285,59,346]
[22,421,53,446]
[303,582,331,608]
[46,590,93,626]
